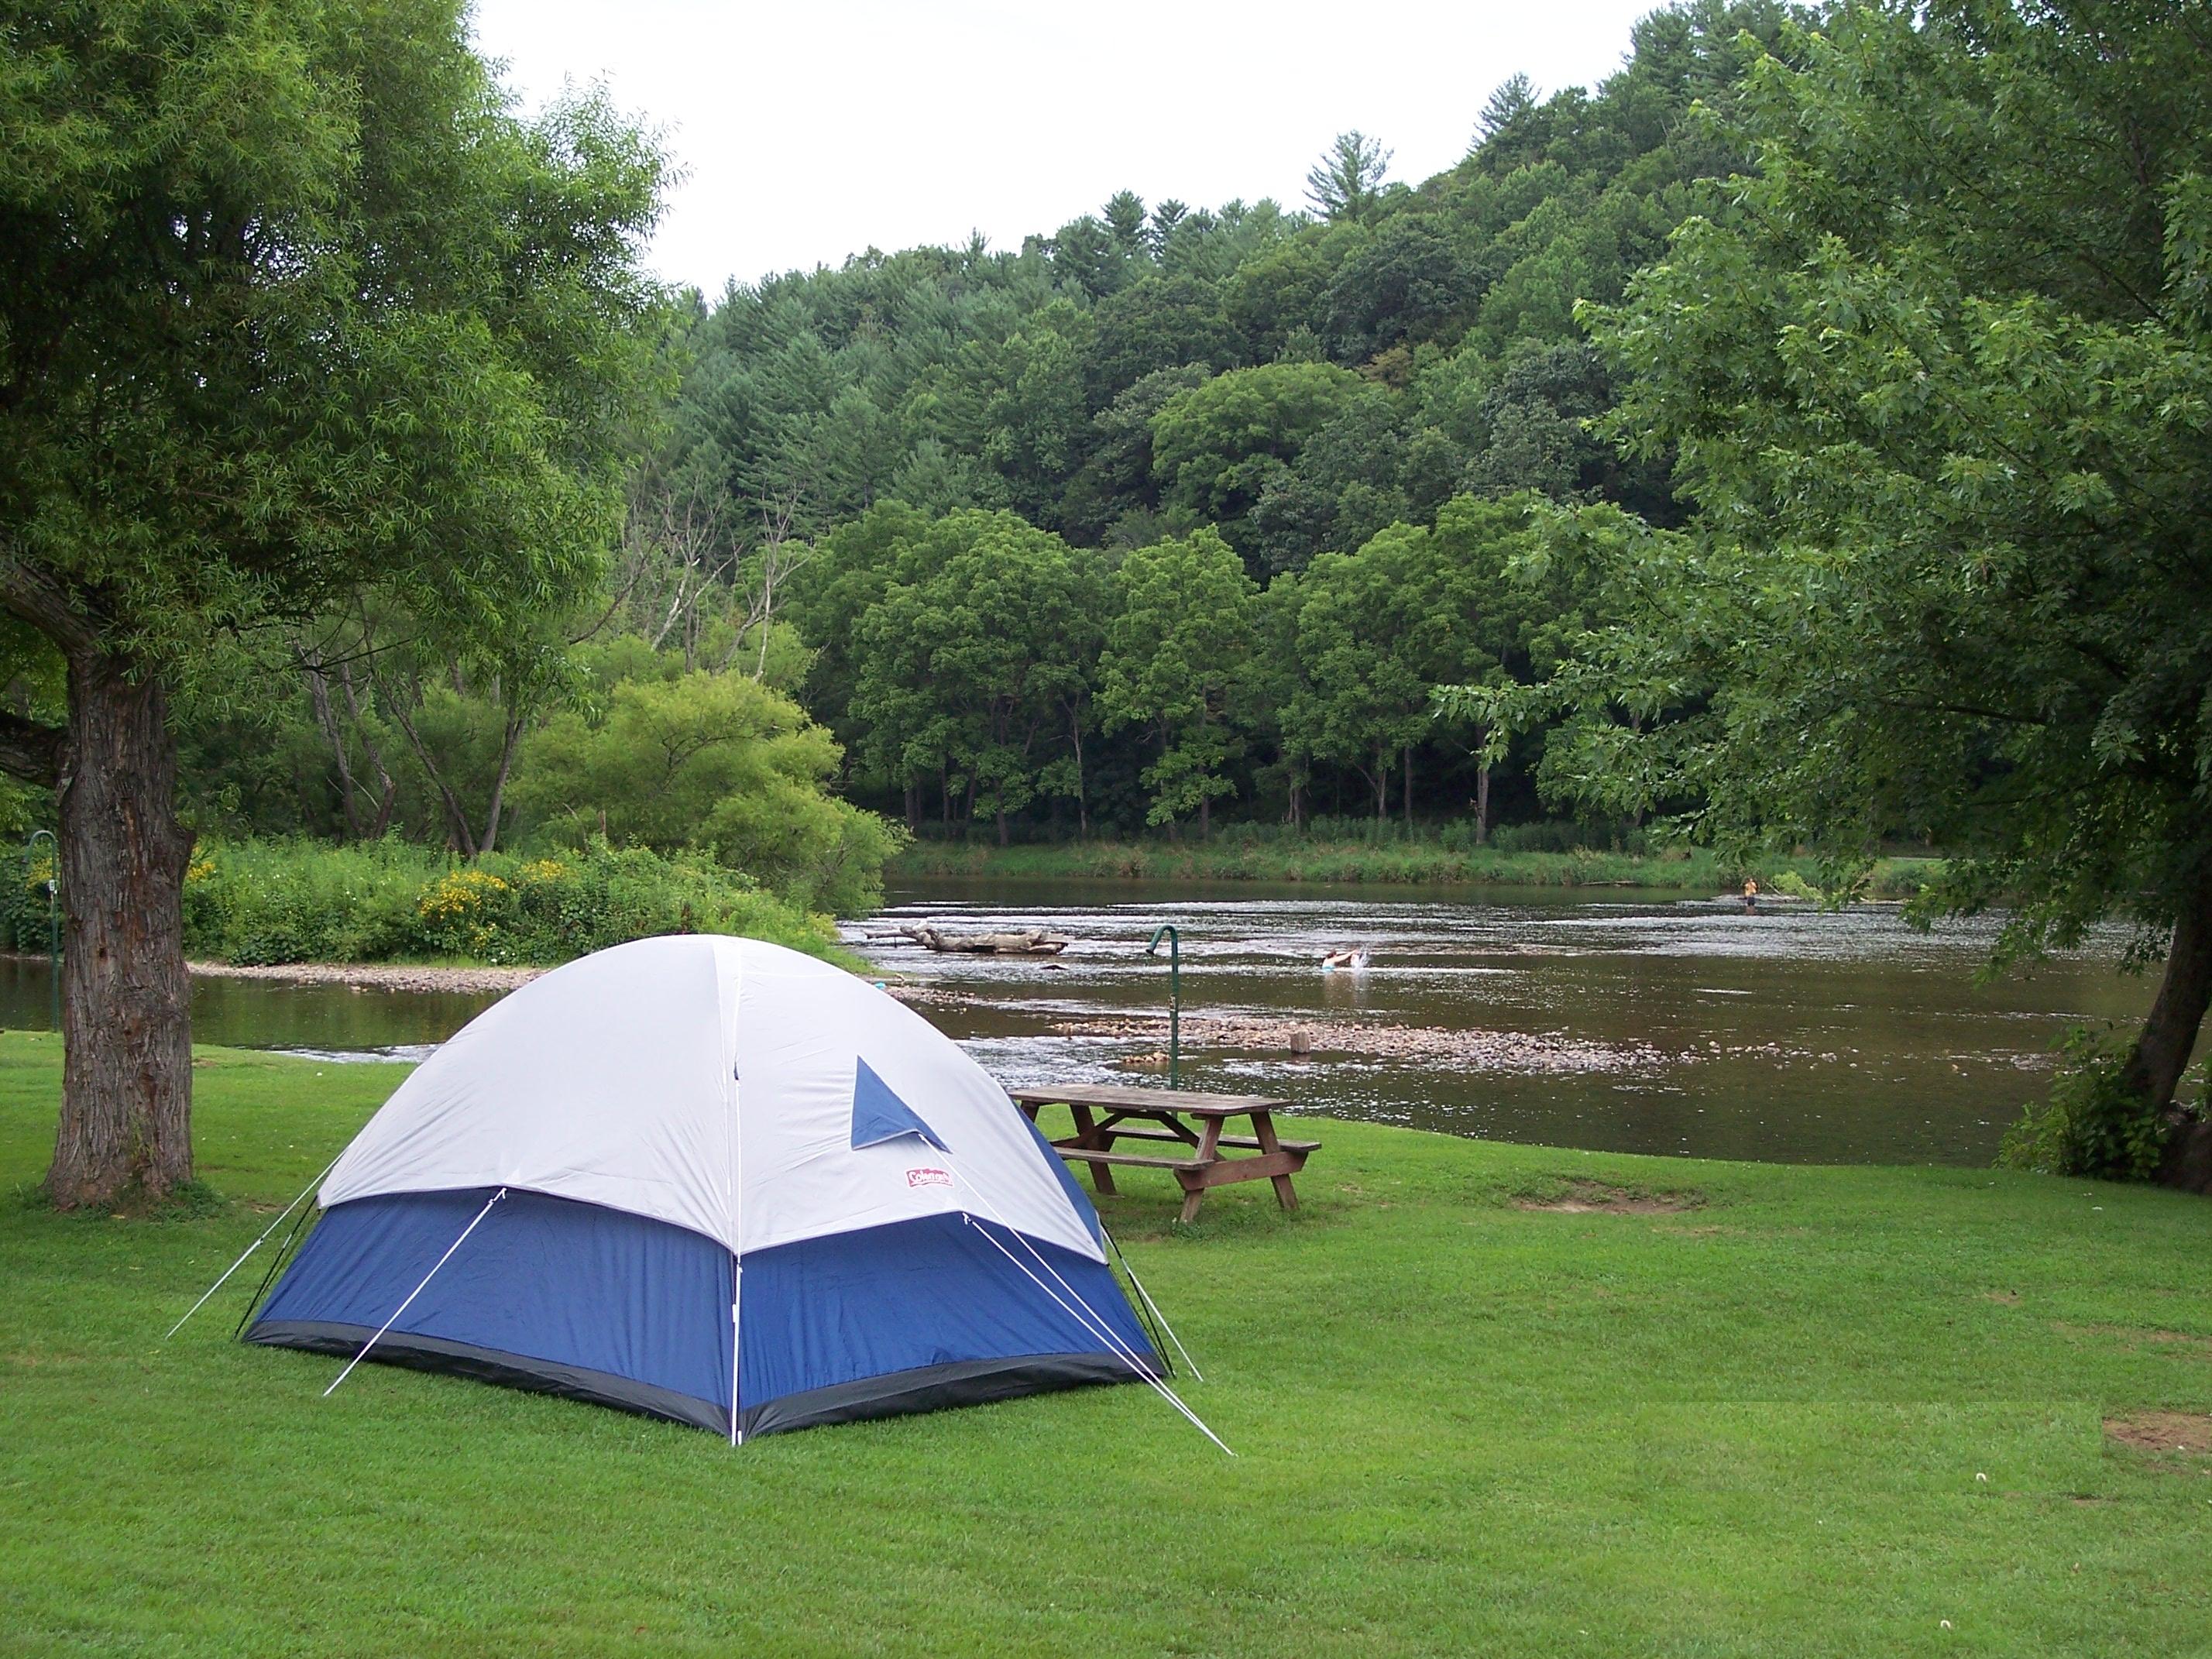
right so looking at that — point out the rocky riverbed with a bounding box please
[1049,1012,1674,1074]
[187,960,546,996]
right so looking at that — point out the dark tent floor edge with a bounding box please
[245,1185,1161,1437]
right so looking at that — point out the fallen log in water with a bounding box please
[895,924,1072,956]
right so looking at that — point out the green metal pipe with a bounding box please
[1145,922,1180,1087]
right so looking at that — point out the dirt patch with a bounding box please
[1984,1291,2021,1305]
[2104,1411,2212,1456]
[1514,1180,1703,1215]
[2058,1322,2212,1358]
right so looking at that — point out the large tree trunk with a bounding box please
[45,652,194,1207]
[2129,868,2212,1194]
[1475,760,1492,847]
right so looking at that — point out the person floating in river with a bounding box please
[1742,878,1760,914]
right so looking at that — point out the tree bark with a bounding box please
[45,651,194,1207]
[476,711,524,856]
[1067,702,1088,840]
[1403,744,1413,829]
[301,656,362,840]
[380,679,479,857]
[2128,867,2212,1193]
[335,661,398,837]
[1475,758,1492,847]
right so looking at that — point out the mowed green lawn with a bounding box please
[2,1032,2208,1657]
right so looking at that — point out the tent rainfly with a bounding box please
[235,935,1196,1441]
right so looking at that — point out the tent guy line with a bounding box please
[165,1149,348,1340]
[941,1152,1231,1454]
[322,1187,507,1396]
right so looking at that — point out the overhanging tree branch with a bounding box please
[0,558,102,657]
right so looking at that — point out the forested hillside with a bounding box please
[153,0,1798,860]
[635,0,1797,840]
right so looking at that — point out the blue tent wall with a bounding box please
[247,1188,1157,1437]
[736,1213,1152,1437]
[249,1188,733,1431]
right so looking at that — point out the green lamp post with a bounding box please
[1145,922,1180,1087]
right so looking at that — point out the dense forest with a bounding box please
[160,0,1797,857]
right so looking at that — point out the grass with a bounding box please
[893,837,1939,896]
[3,1030,2208,1655]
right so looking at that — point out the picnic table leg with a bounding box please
[1068,1101,1117,1195]
[1251,1110,1300,1211]
[1175,1116,1225,1224]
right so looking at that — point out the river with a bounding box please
[0,879,2146,1167]
[844,879,2144,1167]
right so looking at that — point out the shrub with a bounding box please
[175,837,843,967]
[414,867,517,959]
[1998,1026,2166,1182]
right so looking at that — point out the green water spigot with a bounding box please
[1145,922,1180,1087]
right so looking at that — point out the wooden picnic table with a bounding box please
[1008,1084,1317,1224]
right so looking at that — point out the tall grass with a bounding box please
[894,832,1942,895]
[2,838,844,967]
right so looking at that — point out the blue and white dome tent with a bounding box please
[234,936,1218,1444]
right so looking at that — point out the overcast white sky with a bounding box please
[469,0,1666,296]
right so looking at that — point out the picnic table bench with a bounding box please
[1008,1084,1317,1224]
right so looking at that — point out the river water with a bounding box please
[0,879,2146,1167]
[843,879,2145,1167]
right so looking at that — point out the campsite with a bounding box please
[7,1034,2212,1654]
[5,0,2212,1653]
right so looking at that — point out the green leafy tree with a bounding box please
[1149,362,1365,555]
[1279,536,1430,826]
[1497,3,2212,1187]
[0,0,665,1204]
[515,668,898,915]
[849,514,1105,842]
[1098,531,1258,835]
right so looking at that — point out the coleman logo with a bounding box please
[905,1166,952,1188]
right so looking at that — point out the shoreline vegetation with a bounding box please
[2,834,1941,996]
[892,836,1942,896]
[6,837,850,976]
[3,1036,2206,1653]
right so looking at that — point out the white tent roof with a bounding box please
[321,935,1101,1262]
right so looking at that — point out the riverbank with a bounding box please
[2,1035,2203,1654]
[893,837,1939,894]
[186,958,547,995]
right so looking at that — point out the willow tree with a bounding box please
[1452,3,2212,1187]
[0,1,665,1204]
